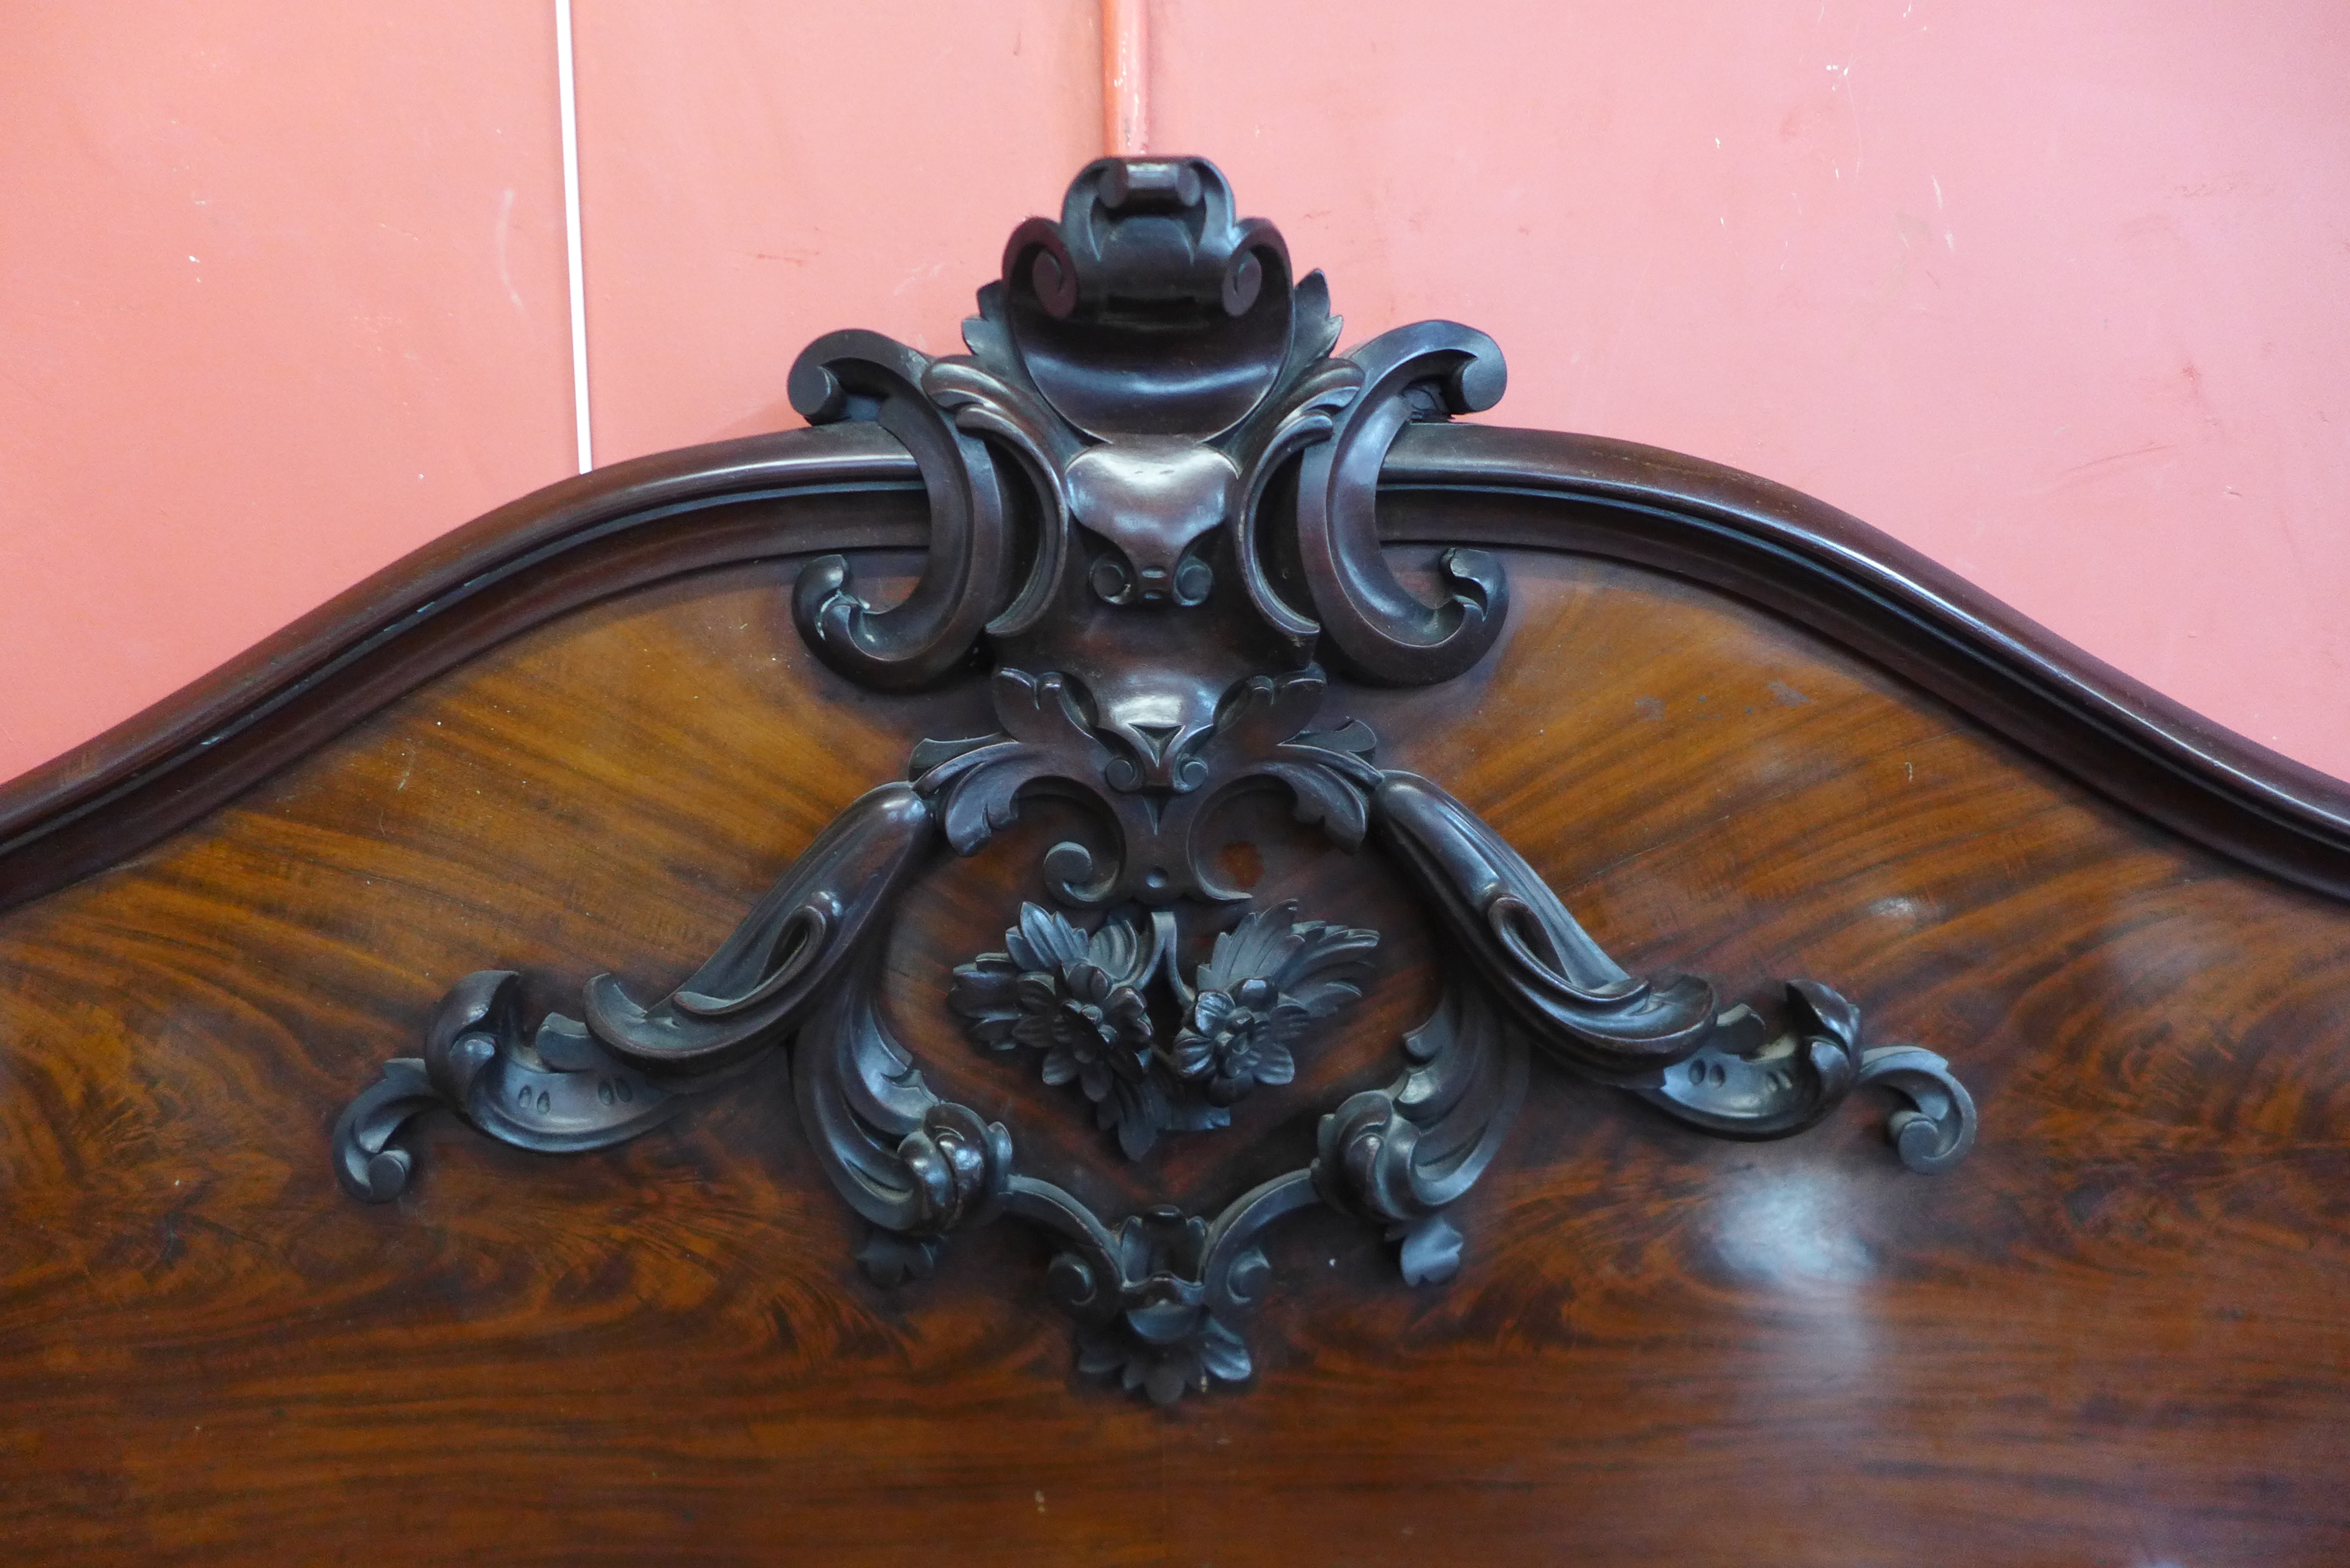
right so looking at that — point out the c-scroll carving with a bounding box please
[789,332,1015,689]
[330,156,1978,1405]
[1291,321,1512,684]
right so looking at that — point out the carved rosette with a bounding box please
[332,156,1978,1404]
[947,902,1377,1159]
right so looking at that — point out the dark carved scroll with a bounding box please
[1292,321,1512,684]
[331,157,1977,1403]
[789,332,1015,688]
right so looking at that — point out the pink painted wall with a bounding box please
[0,3,575,782]
[1153,1,2350,782]
[6,2,2346,788]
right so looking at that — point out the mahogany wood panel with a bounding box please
[0,426,928,917]
[11,423,2350,918]
[4,541,2346,1564]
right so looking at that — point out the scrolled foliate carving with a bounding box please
[1174,907,1379,1104]
[1314,980,1527,1287]
[331,156,1978,1404]
[949,901,1376,1159]
[789,335,1015,689]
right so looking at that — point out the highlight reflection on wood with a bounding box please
[4,544,2344,1563]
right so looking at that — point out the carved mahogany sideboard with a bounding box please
[4,161,2347,1565]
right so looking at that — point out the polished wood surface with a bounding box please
[4,535,2345,1563]
[12,423,2350,919]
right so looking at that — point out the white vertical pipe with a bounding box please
[555,0,593,473]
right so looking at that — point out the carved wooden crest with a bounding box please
[333,158,1975,1404]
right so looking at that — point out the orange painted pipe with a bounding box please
[1102,0,1147,155]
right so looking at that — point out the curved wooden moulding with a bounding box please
[4,158,2348,1562]
[0,425,929,915]
[8,426,2347,914]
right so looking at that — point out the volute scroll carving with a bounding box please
[332,157,1978,1404]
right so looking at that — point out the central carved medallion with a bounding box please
[332,157,1978,1405]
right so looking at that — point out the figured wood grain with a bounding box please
[2,543,2346,1565]
[10,423,2350,915]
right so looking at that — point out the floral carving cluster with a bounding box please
[1070,1209,1258,1404]
[950,902,1377,1159]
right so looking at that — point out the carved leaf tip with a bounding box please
[1397,1216,1465,1287]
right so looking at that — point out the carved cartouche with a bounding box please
[334,156,1975,1405]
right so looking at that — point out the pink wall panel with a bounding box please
[1152,0,2350,777]
[4,2,2346,788]
[569,0,1099,465]
[0,3,574,783]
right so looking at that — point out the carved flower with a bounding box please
[1172,978,1306,1104]
[1077,1315,1252,1407]
[1168,905,1378,1107]
[1017,960,1154,1100]
[952,900,1379,1160]
[951,903,1169,1157]
[1068,1208,1255,1406]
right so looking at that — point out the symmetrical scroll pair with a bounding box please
[335,157,1975,1403]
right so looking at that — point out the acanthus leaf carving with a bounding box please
[1314,978,1527,1287]
[330,155,1979,1404]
